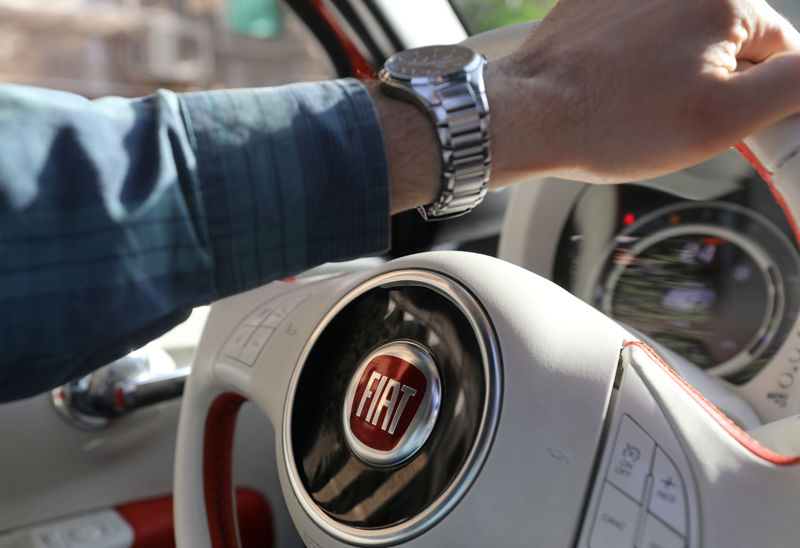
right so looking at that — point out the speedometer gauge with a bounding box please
[559,191,800,384]
[601,220,782,376]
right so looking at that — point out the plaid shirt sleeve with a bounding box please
[0,79,389,402]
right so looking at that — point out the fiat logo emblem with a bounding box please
[343,340,441,466]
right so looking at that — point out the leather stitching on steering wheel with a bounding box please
[626,340,800,466]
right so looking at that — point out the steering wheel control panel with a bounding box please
[579,347,698,548]
[590,415,690,548]
[216,293,309,368]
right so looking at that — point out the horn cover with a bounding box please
[284,269,501,545]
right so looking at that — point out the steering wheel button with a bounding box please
[590,482,642,548]
[220,325,256,361]
[648,448,687,535]
[238,327,274,366]
[640,514,685,548]
[607,415,655,502]
[780,373,794,388]
[790,349,800,363]
[262,309,288,328]
[242,304,272,327]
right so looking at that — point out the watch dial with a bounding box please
[385,45,476,79]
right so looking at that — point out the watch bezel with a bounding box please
[381,44,484,84]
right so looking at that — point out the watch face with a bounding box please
[384,45,477,80]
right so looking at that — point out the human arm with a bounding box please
[0,81,389,401]
[375,0,800,213]
[3,0,800,402]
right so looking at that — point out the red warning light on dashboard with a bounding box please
[623,212,635,226]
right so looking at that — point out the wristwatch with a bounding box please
[379,44,491,220]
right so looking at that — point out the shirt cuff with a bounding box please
[179,78,389,298]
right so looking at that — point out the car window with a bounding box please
[0,0,336,98]
[450,0,558,34]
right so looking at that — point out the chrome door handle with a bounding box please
[52,346,189,428]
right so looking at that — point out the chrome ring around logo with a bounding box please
[343,340,441,467]
[283,268,502,546]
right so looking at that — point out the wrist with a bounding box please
[368,52,562,214]
[366,81,441,214]
[484,58,567,187]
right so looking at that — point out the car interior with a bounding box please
[2,0,800,547]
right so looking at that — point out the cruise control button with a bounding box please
[649,448,687,535]
[607,415,655,502]
[641,514,685,548]
[590,482,641,548]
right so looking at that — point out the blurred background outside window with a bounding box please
[451,0,557,33]
[0,0,334,98]
[0,0,559,100]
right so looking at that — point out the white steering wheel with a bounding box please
[174,23,800,548]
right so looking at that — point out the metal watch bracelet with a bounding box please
[420,67,491,220]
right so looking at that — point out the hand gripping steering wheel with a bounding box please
[174,23,800,548]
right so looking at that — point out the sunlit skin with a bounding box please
[368,0,800,214]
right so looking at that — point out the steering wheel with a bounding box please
[174,24,800,548]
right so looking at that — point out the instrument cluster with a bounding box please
[552,176,800,385]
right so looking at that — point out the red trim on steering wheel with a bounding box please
[735,141,800,247]
[204,393,247,548]
[626,341,800,466]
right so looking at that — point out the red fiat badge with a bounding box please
[343,341,441,466]
[349,354,427,450]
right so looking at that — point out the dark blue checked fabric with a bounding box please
[0,79,389,402]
